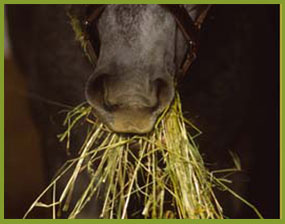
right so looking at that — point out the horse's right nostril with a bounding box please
[103,101,121,112]
[85,73,106,111]
[86,73,123,113]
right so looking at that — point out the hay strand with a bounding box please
[23,93,263,219]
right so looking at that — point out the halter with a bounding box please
[74,4,211,79]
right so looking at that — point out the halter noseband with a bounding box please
[78,4,211,79]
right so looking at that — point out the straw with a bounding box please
[23,92,263,219]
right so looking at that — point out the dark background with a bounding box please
[180,5,280,218]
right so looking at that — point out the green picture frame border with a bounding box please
[0,1,283,223]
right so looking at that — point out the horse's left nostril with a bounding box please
[153,77,174,113]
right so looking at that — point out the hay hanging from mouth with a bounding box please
[23,93,263,219]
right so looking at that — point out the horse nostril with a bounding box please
[85,73,106,110]
[86,73,122,113]
[85,72,174,134]
[103,101,121,112]
[153,78,174,112]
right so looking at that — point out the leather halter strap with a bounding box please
[83,4,106,64]
[160,5,199,79]
[81,4,211,78]
[160,5,211,79]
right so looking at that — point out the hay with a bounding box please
[23,93,263,219]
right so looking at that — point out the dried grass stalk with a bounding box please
[23,93,263,219]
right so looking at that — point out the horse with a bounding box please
[6,4,279,218]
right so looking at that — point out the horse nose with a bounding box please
[85,73,174,134]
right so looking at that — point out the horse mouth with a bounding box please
[108,119,156,134]
[91,107,158,134]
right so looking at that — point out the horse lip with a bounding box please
[89,103,166,134]
[108,125,154,134]
[107,119,155,134]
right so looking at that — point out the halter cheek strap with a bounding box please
[160,5,211,79]
[83,4,106,65]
